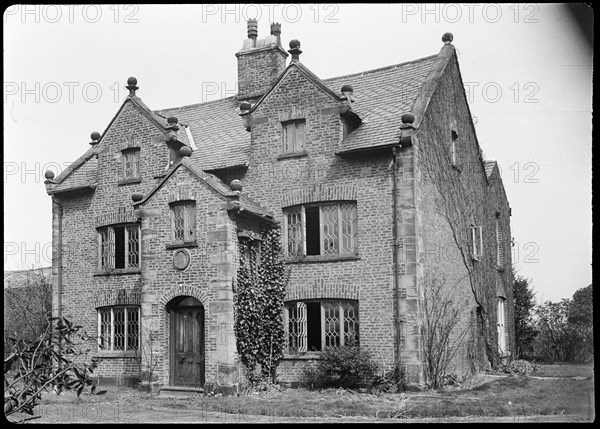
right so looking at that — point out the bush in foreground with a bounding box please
[303,346,378,390]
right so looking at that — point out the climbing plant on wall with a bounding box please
[234,224,288,384]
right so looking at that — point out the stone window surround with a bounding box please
[168,199,197,249]
[283,299,359,357]
[470,224,483,261]
[119,147,141,185]
[283,201,359,263]
[95,223,141,275]
[96,305,140,358]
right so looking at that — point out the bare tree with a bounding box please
[137,320,160,392]
[420,270,472,389]
[4,266,52,349]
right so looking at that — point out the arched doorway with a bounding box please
[167,296,205,387]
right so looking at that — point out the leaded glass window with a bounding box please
[282,119,306,153]
[283,202,358,258]
[122,148,140,179]
[284,300,359,353]
[98,224,140,271]
[171,201,196,244]
[97,306,140,352]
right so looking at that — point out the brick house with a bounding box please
[44,21,514,390]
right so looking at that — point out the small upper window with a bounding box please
[282,119,306,154]
[451,130,458,166]
[470,225,483,260]
[122,148,140,180]
[496,218,504,267]
[171,201,196,244]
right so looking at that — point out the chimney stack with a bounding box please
[236,20,289,101]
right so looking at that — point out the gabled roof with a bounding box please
[325,55,438,154]
[48,38,464,195]
[155,97,250,171]
[248,61,343,114]
[134,157,273,220]
[47,155,98,195]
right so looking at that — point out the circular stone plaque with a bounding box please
[173,249,191,271]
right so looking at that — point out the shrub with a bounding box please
[303,346,378,389]
[501,359,536,375]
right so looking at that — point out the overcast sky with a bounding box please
[3,4,592,303]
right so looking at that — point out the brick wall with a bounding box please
[136,166,241,386]
[54,100,185,381]
[241,66,398,382]
[236,45,288,100]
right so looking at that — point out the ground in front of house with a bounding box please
[19,363,594,423]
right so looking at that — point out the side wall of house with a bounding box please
[415,52,514,379]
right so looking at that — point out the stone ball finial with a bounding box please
[401,112,415,124]
[44,170,55,180]
[230,179,243,192]
[289,39,301,49]
[132,193,144,202]
[179,146,192,157]
[239,101,251,111]
[167,116,178,125]
[442,32,453,44]
[90,131,101,141]
[127,76,138,86]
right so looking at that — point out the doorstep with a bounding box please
[158,385,205,397]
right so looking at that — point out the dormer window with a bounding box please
[282,119,306,154]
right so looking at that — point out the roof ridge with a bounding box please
[155,96,238,114]
[322,54,438,82]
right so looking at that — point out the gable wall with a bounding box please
[137,166,241,386]
[55,100,176,382]
[242,66,399,380]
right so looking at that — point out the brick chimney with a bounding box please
[235,20,288,101]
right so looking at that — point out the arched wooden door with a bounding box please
[168,296,205,387]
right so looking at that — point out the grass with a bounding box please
[531,362,594,378]
[22,363,595,423]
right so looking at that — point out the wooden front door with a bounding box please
[169,296,205,387]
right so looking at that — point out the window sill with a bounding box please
[285,254,360,264]
[277,150,308,160]
[166,241,198,250]
[93,269,141,276]
[283,352,321,360]
[94,350,140,358]
[118,178,142,186]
